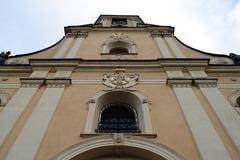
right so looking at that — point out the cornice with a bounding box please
[151,31,173,38]
[20,77,71,88]
[29,59,80,67]
[66,31,88,38]
[20,77,45,87]
[167,78,193,88]
[206,65,240,73]
[45,78,71,87]
[193,78,218,87]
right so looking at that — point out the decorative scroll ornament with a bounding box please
[102,69,139,89]
[228,90,240,107]
[109,32,128,41]
[0,90,11,106]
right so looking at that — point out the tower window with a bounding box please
[112,18,127,26]
[97,103,140,133]
[109,47,129,54]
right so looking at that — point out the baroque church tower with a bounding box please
[0,15,240,160]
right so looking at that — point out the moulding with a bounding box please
[52,134,185,160]
[29,59,80,67]
[100,52,138,55]
[20,77,45,87]
[45,78,71,88]
[193,78,218,87]
[66,31,88,38]
[167,78,192,88]
[151,31,173,37]
[80,133,157,138]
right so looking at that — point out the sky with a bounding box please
[0,0,239,56]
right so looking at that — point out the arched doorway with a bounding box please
[51,135,185,160]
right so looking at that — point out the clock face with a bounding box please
[112,18,127,26]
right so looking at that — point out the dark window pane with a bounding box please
[109,47,129,54]
[97,103,139,133]
[112,18,127,26]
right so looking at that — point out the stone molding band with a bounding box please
[151,31,173,38]
[167,77,218,87]
[52,134,186,160]
[20,77,71,87]
[66,31,88,38]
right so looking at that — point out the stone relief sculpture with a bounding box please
[228,90,240,115]
[102,68,139,89]
[0,90,11,106]
[109,32,128,41]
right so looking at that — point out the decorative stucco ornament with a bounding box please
[0,90,11,106]
[109,32,128,41]
[102,69,139,89]
[228,90,240,107]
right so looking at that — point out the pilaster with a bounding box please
[5,71,70,160]
[66,31,88,58]
[54,37,74,58]
[151,32,173,58]
[0,71,47,146]
[166,71,230,160]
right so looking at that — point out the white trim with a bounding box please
[52,135,185,160]
[72,79,166,85]
[84,90,153,134]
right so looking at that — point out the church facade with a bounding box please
[0,15,240,160]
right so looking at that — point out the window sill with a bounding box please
[80,133,157,138]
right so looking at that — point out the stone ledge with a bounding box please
[80,133,157,138]
[167,78,193,88]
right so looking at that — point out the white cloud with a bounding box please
[0,0,239,55]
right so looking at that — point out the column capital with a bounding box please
[151,31,172,38]
[193,78,218,87]
[167,78,192,88]
[66,31,88,38]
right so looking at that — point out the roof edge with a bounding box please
[174,36,230,58]
[8,36,65,58]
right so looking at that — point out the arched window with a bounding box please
[109,47,129,55]
[97,103,140,133]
